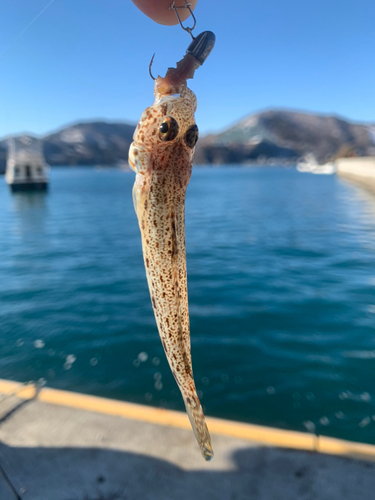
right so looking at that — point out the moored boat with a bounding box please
[5,136,49,191]
[296,153,336,175]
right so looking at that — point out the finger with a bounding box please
[131,0,198,26]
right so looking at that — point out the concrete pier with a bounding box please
[1,379,375,499]
[336,157,375,192]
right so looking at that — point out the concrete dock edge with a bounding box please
[1,378,375,462]
[336,157,375,193]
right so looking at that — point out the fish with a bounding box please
[129,31,215,461]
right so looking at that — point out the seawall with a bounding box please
[2,379,375,499]
[336,157,375,192]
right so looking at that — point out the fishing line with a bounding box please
[0,383,37,499]
[0,0,57,58]
[0,436,26,500]
[0,461,23,500]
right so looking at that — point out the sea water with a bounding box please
[1,166,375,444]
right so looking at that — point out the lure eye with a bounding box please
[159,117,179,141]
[184,124,199,149]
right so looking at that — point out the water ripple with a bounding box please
[1,167,375,444]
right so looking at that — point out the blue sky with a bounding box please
[0,0,374,138]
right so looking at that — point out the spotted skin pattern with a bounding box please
[129,82,213,461]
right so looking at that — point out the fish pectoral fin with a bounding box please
[128,143,151,175]
[132,183,138,217]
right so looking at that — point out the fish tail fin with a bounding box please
[182,390,214,461]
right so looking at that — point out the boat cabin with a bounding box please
[5,136,49,191]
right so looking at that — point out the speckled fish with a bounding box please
[129,32,215,461]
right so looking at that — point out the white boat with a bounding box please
[296,154,336,175]
[5,136,49,191]
[312,162,336,175]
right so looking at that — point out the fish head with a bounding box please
[128,86,198,178]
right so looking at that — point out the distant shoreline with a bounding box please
[1,162,300,175]
[2,110,374,174]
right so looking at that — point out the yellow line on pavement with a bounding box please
[1,378,375,461]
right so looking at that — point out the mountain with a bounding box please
[195,110,375,164]
[1,111,375,174]
[0,121,136,174]
[43,121,135,166]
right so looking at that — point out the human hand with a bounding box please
[131,0,198,26]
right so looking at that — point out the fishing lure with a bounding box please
[128,4,215,461]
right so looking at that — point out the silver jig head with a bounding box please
[186,30,215,66]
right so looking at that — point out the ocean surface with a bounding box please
[1,166,375,444]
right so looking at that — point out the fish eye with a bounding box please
[184,124,199,149]
[159,117,179,141]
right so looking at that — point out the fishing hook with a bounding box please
[169,1,196,39]
[149,53,156,80]
[149,2,215,81]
